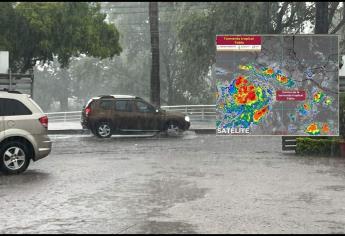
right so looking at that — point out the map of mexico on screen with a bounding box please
[215,35,339,136]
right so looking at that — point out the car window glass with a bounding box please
[135,101,155,113]
[115,100,132,112]
[99,100,113,110]
[0,98,32,116]
[0,98,3,116]
[29,98,44,113]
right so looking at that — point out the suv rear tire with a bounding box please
[0,141,31,175]
[95,122,113,138]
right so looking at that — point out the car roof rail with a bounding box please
[98,95,115,99]
[1,88,22,94]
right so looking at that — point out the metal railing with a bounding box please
[45,111,84,122]
[161,105,215,121]
[46,105,216,123]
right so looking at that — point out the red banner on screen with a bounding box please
[216,35,261,51]
[276,90,306,101]
[216,35,261,45]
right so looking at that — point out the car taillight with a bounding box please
[39,115,48,128]
[85,107,91,116]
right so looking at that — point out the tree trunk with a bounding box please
[59,96,68,112]
[166,62,174,105]
[315,2,329,33]
[149,2,160,107]
[59,69,69,111]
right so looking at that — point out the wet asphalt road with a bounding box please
[1,132,345,234]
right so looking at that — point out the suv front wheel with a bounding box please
[95,122,113,138]
[165,121,182,136]
[0,141,31,175]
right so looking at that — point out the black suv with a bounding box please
[81,95,190,138]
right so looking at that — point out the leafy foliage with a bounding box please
[0,2,122,72]
[339,93,345,137]
[296,137,340,156]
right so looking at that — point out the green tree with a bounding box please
[0,2,122,73]
[0,3,17,55]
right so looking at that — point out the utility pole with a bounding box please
[266,2,270,33]
[315,2,329,34]
[149,2,160,107]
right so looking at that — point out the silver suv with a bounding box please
[0,91,52,174]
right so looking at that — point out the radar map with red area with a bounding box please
[215,35,339,136]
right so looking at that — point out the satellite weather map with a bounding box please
[216,35,339,136]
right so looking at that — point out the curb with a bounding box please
[48,129,91,135]
[191,129,216,134]
[48,129,215,135]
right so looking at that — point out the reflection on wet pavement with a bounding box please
[1,133,345,233]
